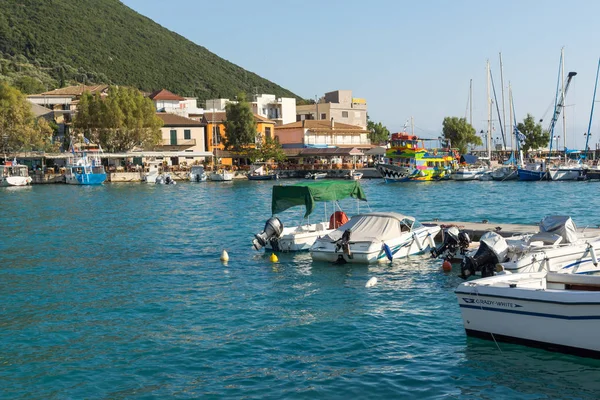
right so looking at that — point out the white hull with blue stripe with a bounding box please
[456,272,600,358]
[310,212,440,264]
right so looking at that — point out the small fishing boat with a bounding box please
[209,169,234,181]
[517,162,549,181]
[0,161,32,187]
[156,173,176,185]
[305,172,327,180]
[458,216,600,279]
[189,165,207,182]
[345,170,363,180]
[247,164,278,180]
[456,271,600,358]
[310,212,440,264]
[252,180,367,252]
[64,143,106,185]
[450,155,490,181]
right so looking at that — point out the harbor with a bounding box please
[3,179,600,398]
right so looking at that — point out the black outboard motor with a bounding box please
[431,226,471,260]
[252,217,284,251]
[460,232,508,279]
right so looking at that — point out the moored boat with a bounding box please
[456,271,600,358]
[305,172,327,180]
[64,143,106,185]
[252,180,367,252]
[310,212,440,263]
[189,165,207,182]
[376,132,458,182]
[0,161,32,187]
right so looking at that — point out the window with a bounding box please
[184,129,191,140]
[321,113,326,120]
[342,111,349,118]
[296,115,302,122]
[265,127,272,139]
[170,129,177,145]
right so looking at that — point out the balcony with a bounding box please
[160,138,196,146]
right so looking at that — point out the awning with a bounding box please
[365,146,387,155]
[272,180,367,217]
[298,147,364,157]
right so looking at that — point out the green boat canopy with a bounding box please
[272,180,367,218]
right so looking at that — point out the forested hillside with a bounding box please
[0,0,299,100]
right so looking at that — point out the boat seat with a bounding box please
[528,232,563,246]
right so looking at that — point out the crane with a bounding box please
[547,71,577,146]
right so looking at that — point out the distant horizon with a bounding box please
[122,0,600,150]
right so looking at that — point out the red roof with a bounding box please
[149,89,185,101]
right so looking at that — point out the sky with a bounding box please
[121,0,600,150]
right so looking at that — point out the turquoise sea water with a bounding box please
[2,179,600,399]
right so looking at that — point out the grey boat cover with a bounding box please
[320,212,414,243]
[539,216,578,244]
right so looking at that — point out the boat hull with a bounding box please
[266,224,333,252]
[1,176,32,186]
[65,172,106,185]
[248,174,278,181]
[456,273,600,358]
[549,168,583,181]
[209,172,233,181]
[517,168,548,181]
[490,167,518,181]
[311,226,440,264]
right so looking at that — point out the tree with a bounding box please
[517,114,548,156]
[73,86,163,152]
[441,117,481,154]
[367,115,390,144]
[13,76,46,94]
[223,92,257,152]
[248,136,286,163]
[0,82,56,155]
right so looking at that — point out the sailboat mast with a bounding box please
[469,78,473,126]
[584,58,600,160]
[411,116,414,135]
[561,47,566,151]
[509,81,513,159]
[487,60,492,160]
[499,53,508,152]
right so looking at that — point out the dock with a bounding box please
[423,220,600,241]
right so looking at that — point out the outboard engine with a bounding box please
[252,217,284,251]
[431,226,471,260]
[460,232,509,279]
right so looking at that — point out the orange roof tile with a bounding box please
[156,113,205,127]
[149,89,185,101]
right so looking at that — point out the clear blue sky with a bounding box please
[122,0,600,149]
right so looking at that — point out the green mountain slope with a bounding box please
[0,0,299,100]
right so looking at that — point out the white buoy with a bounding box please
[220,250,229,262]
[365,277,378,288]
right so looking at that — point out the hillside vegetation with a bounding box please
[0,0,299,100]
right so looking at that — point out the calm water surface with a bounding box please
[1,179,600,399]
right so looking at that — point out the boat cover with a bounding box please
[320,212,412,243]
[272,180,367,217]
[539,216,578,244]
[460,154,479,164]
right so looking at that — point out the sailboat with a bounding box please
[581,58,600,181]
[518,50,576,181]
[207,110,233,181]
[491,83,519,181]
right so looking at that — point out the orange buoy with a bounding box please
[442,260,452,272]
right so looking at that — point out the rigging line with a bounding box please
[489,68,507,149]
[474,286,503,353]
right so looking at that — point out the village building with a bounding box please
[296,90,367,129]
[205,93,296,126]
[148,89,204,120]
[155,113,207,166]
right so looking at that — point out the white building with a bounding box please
[149,89,204,119]
[205,93,296,126]
[296,90,367,129]
[155,113,207,165]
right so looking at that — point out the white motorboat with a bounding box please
[345,170,363,180]
[305,172,327,180]
[458,216,600,279]
[490,166,518,181]
[548,164,586,181]
[189,165,207,182]
[252,180,367,252]
[209,169,234,181]
[456,271,600,358]
[155,173,176,185]
[1,162,32,187]
[310,212,441,264]
[143,161,161,183]
[450,165,489,181]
